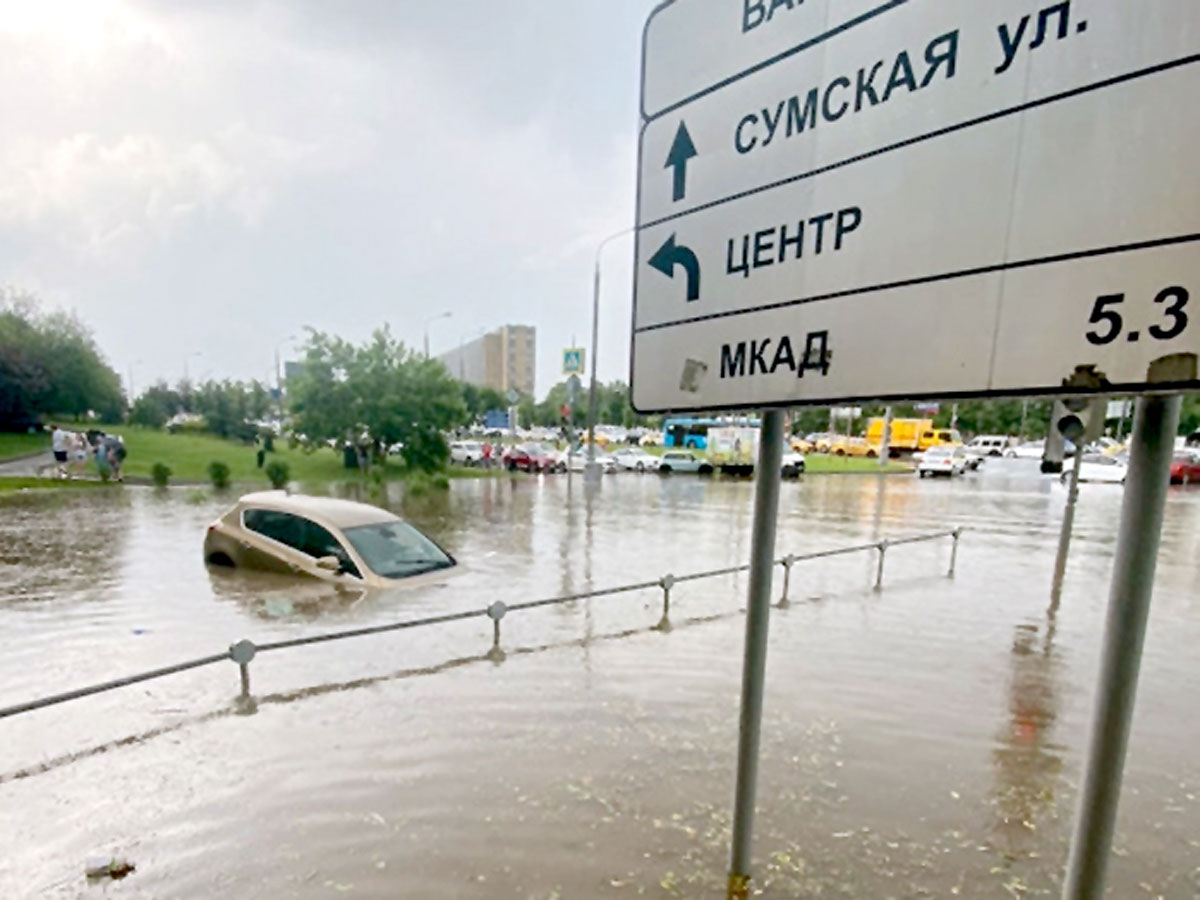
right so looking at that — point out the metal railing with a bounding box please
[0,528,962,721]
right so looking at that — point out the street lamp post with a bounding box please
[424,311,453,358]
[585,228,634,483]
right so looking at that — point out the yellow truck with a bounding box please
[866,418,964,453]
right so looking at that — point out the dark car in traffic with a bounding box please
[1170,451,1200,484]
[503,444,558,473]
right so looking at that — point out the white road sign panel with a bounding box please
[631,0,1200,413]
[641,0,895,120]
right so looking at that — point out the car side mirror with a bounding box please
[316,555,341,572]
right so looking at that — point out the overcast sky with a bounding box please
[0,0,650,398]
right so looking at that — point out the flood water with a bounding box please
[2,462,1199,898]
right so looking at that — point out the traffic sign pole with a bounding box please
[1062,394,1180,899]
[1049,442,1085,611]
[728,408,785,899]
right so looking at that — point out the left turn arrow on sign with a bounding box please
[648,233,701,302]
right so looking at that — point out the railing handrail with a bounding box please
[0,528,962,721]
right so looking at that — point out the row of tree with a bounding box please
[8,287,1200,459]
[0,292,125,427]
[130,379,276,440]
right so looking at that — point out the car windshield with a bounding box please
[342,522,454,579]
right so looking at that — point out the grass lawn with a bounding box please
[0,476,116,494]
[115,427,508,486]
[0,432,50,462]
[805,455,909,474]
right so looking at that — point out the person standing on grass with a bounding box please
[103,433,125,483]
[68,432,90,478]
[50,424,70,477]
[93,434,112,482]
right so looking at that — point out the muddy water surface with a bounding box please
[2,463,1199,897]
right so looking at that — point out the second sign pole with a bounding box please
[727,408,785,899]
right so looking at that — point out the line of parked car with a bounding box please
[450,440,808,479]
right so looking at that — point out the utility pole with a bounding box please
[585,229,633,484]
[879,406,893,468]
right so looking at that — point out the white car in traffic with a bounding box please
[449,440,484,465]
[657,450,714,475]
[781,450,806,478]
[917,446,968,477]
[554,448,617,474]
[611,448,659,472]
[965,435,1011,456]
[1067,454,1128,484]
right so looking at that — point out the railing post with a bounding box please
[874,540,888,591]
[656,575,676,631]
[949,528,962,577]
[777,556,795,608]
[229,639,257,704]
[486,602,507,662]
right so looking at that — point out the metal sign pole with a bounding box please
[879,406,893,468]
[1062,394,1180,900]
[727,408,785,900]
[1049,443,1085,611]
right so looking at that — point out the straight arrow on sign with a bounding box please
[648,233,701,302]
[664,121,697,203]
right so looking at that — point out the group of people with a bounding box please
[50,424,126,482]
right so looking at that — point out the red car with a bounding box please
[1169,451,1200,484]
[503,444,559,473]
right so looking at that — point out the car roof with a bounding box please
[235,491,400,528]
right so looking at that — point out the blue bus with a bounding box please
[663,416,760,450]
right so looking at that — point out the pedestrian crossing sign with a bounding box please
[563,348,585,375]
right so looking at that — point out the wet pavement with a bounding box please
[1,461,1199,898]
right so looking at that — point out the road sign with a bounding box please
[563,347,585,375]
[631,0,1200,413]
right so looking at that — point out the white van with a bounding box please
[966,435,1011,456]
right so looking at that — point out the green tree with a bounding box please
[130,382,183,428]
[0,290,124,425]
[288,327,468,472]
[461,383,507,420]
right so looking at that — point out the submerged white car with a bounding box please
[204,492,456,589]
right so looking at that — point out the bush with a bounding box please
[265,460,290,489]
[151,462,172,487]
[166,417,208,435]
[400,429,449,474]
[207,460,231,490]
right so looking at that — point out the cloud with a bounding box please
[0,0,649,394]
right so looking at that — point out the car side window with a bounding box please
[243,509,360,576]
[244,508,305,551]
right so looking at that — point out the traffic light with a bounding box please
[1057,397,1105,445]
